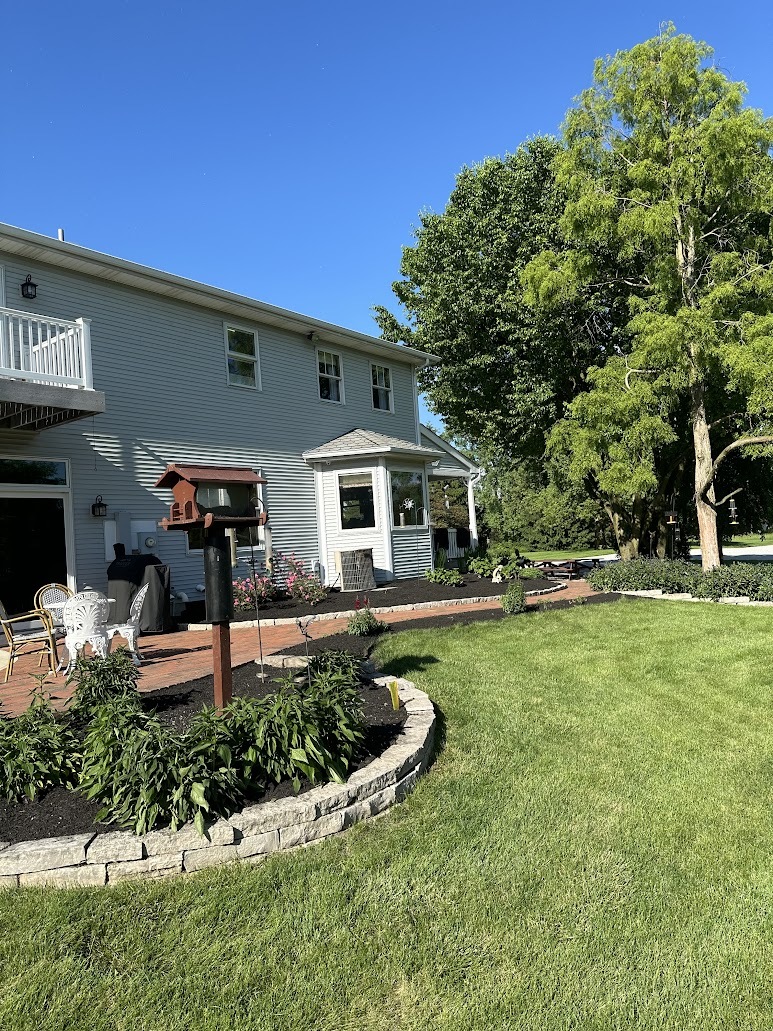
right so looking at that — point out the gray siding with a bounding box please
[391,530,432,579]
[0,252,419,596]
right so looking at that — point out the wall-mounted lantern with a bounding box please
[91,495,107,517]
[20,274,37,300]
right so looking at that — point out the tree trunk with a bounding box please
[604,500,644,559]
[692,392,721,570]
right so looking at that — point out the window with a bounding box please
[371,363,393,411]
[0,458,67,485]
[339,473,376,530]
[318,350,344,403]
[391,470,426,527]
[225,325,260,389]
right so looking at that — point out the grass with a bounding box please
[2,601,773,1029]
[521,546,615,562]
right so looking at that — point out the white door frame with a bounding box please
[0,479,76,595]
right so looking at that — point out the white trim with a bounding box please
[376,458,394,579]
[388,465,429,530]
[313,464,329,583]
[370,361,395,413]
[334,467,379,534]
[223,321,262,391]
[0,265,5,307]
[420,423,481,474]
[316,347,346,405]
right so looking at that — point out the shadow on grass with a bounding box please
[378,653,440,679]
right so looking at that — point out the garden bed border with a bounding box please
[181,582,566,631]
[613,589,773,607]
[0,679,435,890]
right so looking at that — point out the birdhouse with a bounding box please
[155,464,268,531]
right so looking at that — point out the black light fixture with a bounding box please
[666,510,678,526]
[729,498,739,526]
[91,495,107,517]
[20,274,37,300]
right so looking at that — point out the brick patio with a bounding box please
[0,580,594,715]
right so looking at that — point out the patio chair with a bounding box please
[34,582,74,631]
[106,582,149,666]
[62,591,110,673]
[0,599,59,683]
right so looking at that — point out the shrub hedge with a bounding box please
[587,559,773,601]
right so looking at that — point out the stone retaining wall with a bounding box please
[183,582,566,631]
[0,679,435,889]
[616,589,773,607]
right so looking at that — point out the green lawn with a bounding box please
[2,601,773,1030]
[521,546,615,562]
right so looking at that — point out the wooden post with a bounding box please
[212,622,232,708]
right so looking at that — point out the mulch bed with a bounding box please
[0,665,406,846]
[182,573,557,624]
[277,590,623,657]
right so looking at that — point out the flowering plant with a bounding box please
[347,596,388,636]
[232,575,279,612]
[275,551,327,606]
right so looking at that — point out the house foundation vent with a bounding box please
[334,549,376,592]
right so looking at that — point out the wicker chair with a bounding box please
[0,599,59,683]
[62,591,110,673]
[34,582,74,631]
[106,583,149,666]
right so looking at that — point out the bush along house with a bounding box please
[0,223,479,613]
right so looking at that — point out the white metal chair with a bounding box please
[62,591,110,673]
[106,583,149,666]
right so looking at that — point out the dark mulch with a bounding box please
[182,573,557,624]
[277,590,623,657]
[0,664,406,845]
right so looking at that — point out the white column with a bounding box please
[76,317,93,389]
[467,476,478,550]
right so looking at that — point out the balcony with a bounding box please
[0,306,105,430]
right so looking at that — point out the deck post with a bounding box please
[467,476,478,551]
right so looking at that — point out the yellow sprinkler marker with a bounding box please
[388,680,401,711]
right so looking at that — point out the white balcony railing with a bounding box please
[0,306,93,389]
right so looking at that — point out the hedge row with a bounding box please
[587,559,773,601]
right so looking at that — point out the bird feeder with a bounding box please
[666,510,678,526]
[155,464,268,707]
[729,498,739,526]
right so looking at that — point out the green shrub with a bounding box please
[307,649,361,683]
[501,580,527,614]
[518,567,544,580]
[347,605,389,636]
[434,548,448,570]
[469,555,496,577]
[425,567,464,586]
[586,558,773,601]
[0,687,80,803]
[78,673,366,835]
[67,648,140,719]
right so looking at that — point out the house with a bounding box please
[0,223,480,613]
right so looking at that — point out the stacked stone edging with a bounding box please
[615,589,773,607]
[0,679,435,890]
[182,581,566,631]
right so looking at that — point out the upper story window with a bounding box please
[318,349,344,403]
[225,324,261,389]
[371,363,393,412]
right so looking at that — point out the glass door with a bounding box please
[0,495,68,614]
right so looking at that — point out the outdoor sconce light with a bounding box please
[91,495,107,517]
[666,510,678,526]
[20,274,37,300]
[729,498,739,525]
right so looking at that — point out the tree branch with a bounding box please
[700,436,773,499]
[714,486,743,507]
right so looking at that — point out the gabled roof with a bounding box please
[0,222,439,369]
[302,428,442,462]
[420,423,482,475]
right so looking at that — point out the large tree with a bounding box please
[374,137,619,465]
[526,26,773,568]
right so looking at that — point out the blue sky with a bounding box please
[2,2,772,428]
